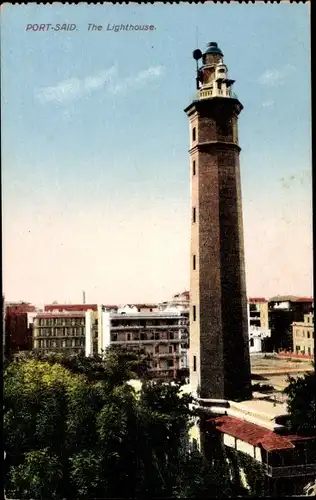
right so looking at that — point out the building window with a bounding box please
[308,347,311,355]
[127,333,131,341]
[192,127,196,142]
[155,345,159,354]
[173,344,177,352]
[296,346,300,353]
[193,254,196,270]
[169,345,173,353]
[250,338,254,347]
[193,305,196,322]
[193,160,196,176]
[192,207,196,223]
[193,355,196,372]
[307,331,310,339]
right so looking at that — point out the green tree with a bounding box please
[283,372,316,435]
[8,449,63,500]
[4,354,234,499]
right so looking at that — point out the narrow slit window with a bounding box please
[193,160,196,176]
[193,254,196,270]
[192,127,196,142]
[193,305,196,322]
[193,207,196,223]
[193,355,197,372]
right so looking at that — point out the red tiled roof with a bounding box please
[209,416,295,451]
[296,297,313,303]
[44,304,98,312]
[248,297,267,303]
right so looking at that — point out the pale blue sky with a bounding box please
[1,3,312,305]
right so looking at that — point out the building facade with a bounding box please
[92,305,189,379]
[4,302,37,357]
[249,297,269,330]
[248,298,271,353]
[184,41,251,400]
[248,326,271,354]
[292,313,314,356]
[33,304,99,356]
[33,311,87,354]
[267,296,314,352]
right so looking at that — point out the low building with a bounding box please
[188,394,316,496]
[92,305,189,380]
[248,326,271,354]
[292,313,314,356]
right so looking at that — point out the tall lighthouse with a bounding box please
[184,42,252,402]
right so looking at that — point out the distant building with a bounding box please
[248,297,269,329]
[33,311,88,355]
[159,291,190,311]
[93,305,189,380]
[267,296,314,352]
[124,303,159,313]
[4,302,37,357]
[248,326,271,354]
[292,313,314,356]
[248,298,270,353]
[33,304,100,356]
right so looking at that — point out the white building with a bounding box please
[85,304,189,379]
[248,325,271,354]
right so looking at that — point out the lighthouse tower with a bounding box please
[184,42,252,402]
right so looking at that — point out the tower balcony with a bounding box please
[192,88,239,102]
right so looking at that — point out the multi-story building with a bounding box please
[33,304,101,356]
[268,296,314,352]
[292,313,314,356]
[248,297,269,329]
[93,305,189,379]
[4,302,37,357]
[248,298,270,353]
[33,311,87,354]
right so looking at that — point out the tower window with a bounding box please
[192,207,196,223]
[192,127,196,142]
[193,305,196,321]
[193,355,197,372]
[192,160,196,176]
[193,254,196,270]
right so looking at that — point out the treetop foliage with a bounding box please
[4,347,234,499]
